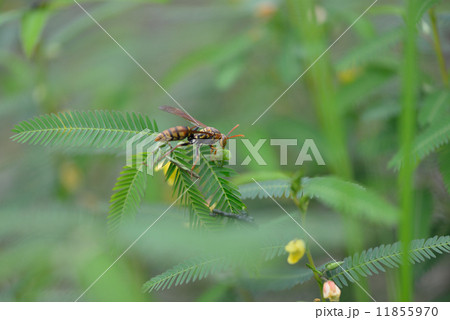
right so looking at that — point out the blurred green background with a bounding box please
[1,0,449,301]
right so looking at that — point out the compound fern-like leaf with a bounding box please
[302,176,399,225]
[143,243,292,293]
[239,179,292,200]
[438,145,450,194]
[142,256,227,292]
[166,148,217,228]
[389,116,450,169]
[198,152,246,214]
[322,235,450,287]
[418,90,450,127]
[108,165,147,231]
[11,110,156,149]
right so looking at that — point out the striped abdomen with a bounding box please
[155,126,191,142]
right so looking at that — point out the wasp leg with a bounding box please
[157,142,190,162]
[210,145,217,156]
[190,144,201,177]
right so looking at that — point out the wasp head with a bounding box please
[219,124,244,148]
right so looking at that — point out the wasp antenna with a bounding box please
[227,124,240,136]
[228,134,244,139]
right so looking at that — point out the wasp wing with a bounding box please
[159,106,207,128]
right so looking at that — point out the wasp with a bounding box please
[154,106,244,169]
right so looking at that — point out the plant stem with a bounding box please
[429,8,448,87]
[398,0,419,302]
[292,193,324,301]
[306,246,324,301]
[287,0,368,301]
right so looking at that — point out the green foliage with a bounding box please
[262,244,287,261]
[11,110,157,149]
[438,145,450,194]
[302,176,399,225]
[21,8,50,58]
[160,147,248,227]
[390,116,450,169]
[239,179,291,200]
[242,266,313,293]
[323,236,450,287]
[142,256,227,292]
[418,90,450,127]
[336,28,402,72]
[162,34,253,89]
[414,0,442,22]
[166,149,217,228]
[108,165,147,231]
[142,243,290,293]
[143,234,450,293]
[198,153,246,214]
[337,66,396,113]
[10,109,247,230]
[239,177,399,225]
[4,0,450,302]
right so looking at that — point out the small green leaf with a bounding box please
[21,8,50,58]
[302,176,399,225]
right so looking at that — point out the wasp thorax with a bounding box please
[219,134,228,148]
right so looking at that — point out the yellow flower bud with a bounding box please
[323,280,341,302]
[284,239,306,264]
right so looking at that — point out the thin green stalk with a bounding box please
[295,198,324,300]
[287,0,368,301]
[429,8,448,86]
[398,0,419,302]
[291,177,324,301]
[306,247,324,300]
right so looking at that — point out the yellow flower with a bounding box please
[156,162,176,186]
[285,239,306,264]
[323,280,341,302]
